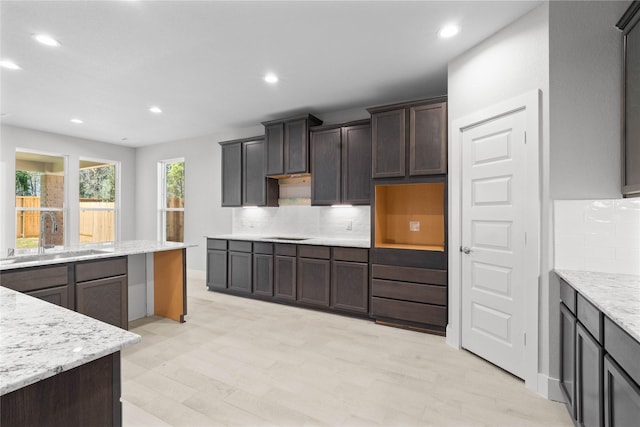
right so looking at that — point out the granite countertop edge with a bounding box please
[0,240,197,271]
[207,234,371,248]
[0,287,141,396]
[556,269,640,343]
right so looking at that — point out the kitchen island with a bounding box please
[0,286,141,426]
[0,240,194,326]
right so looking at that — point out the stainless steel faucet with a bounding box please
[39,211,58,254]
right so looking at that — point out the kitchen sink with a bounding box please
[265,237,311,241]
[0,249,111,265]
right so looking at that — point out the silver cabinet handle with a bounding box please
[460,246,472,254]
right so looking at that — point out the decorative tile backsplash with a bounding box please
[232,205,370,240]
[554,199,640,275]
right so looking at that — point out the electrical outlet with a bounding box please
[346,220,353,230]
[409,221,420,232]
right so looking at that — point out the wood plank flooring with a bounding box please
[121,277,572,426]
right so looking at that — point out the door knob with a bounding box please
[460,246,472,254]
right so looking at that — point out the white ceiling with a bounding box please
[1,1,541,147]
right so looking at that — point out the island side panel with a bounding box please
[1,352,122,427]
[153,248,187,322]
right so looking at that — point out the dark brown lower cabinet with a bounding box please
[253,253,273,297]
[331,260,368,314]
[576,322,604,427]
[76,275,128,330]
[560,303,577,419]
[1,352,122,427]
[297,258,330,307]
[604,355,640,427]
[274,255,296,301]
[207,250,227,290]
[27,285,70,309]
[228,251,252,293]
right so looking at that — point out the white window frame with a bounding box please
[78,158,121,244]
[158,157,185,242]
[14,149,69,254]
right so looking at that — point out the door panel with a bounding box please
[461,108,526,379]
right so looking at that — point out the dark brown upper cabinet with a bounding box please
[310,120,371,205]
[368,97,447,179]
[262,114,323,176]
[219,137,278,207]
[617,1,640,197]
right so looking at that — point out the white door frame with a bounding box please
[447,90,541,393]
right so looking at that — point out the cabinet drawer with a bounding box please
[559,277,576,314]
[577,293,603,344]
[605,317,640,385]
[253,242,273,255]
[333,247,368,263]
[298,245,330,259]
[371,297,447,327]
[207,239,227,250]
[372,264,446,286]
[372,279,446,306]
[1,265,68,292]
[76,257,127,282]
[275,244,296,257]
[229,240,252,253]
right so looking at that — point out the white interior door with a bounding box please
[461,108,527,379]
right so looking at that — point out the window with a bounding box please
[79,160,119,243]
[159,159,184,242]
[15,151,66,252]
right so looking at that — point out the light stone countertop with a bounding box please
[0,240,195,271]
[0,287,141,395]
[207,234,370,248]
[556,269,640,343]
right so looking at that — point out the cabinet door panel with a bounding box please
[274,256,296,301]
[76,276,127,329]
[604,355,640,427]
[311,128,341,205]
[410,102,447,175]
[27,285,70,309]
[221,143,242,206]
[372,109,405,178]
[297,258,330,307]
[207,250,227,290]
[560,303,577,419]
[284,119,308,174]
[243,139,266,206]
[228,252,252,293]
[253,254,273,297]
[576,323,604,427]
[342,124,372,205]
[266,124,284,176]
[331,261,368,313]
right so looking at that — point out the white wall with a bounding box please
[0,124,137,255]
[448,2,552,395]
[134,125,263,272]
[549,0,628,200]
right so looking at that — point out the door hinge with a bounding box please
[524,131,527,144]
[525,232,527,246]
[524,333,527,346]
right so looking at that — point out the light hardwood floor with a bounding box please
[121,277,572,427]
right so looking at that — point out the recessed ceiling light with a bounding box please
[438,24,460,39]
[149,106,162,114]
[264,73,278,84]
[0,60,22,70]
[33,34,61,47]
[70,118,84,124]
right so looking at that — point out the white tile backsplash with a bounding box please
[554,199,640,275]
[232,205,370,240]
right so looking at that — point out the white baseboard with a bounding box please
[537,373,565,402]
[187,269,205,281]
